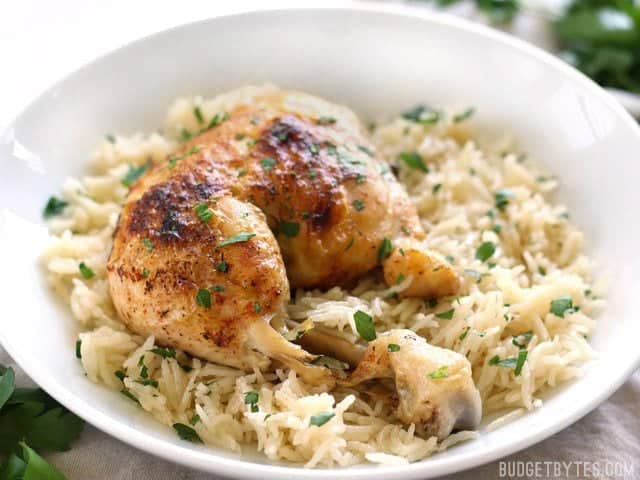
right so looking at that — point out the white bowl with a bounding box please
[1,6,639,479]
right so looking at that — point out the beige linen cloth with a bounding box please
[1,348,638,480]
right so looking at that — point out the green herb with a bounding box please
[237,168,247,177]
[492,224,502,234]
[512,331,533,349]
[234,133,246,141]
[453,107,476,123]
[139,364,148,379]
[387,343,401,352]
[427,298,438,308]
[358,145,374,157]
[211,285,225,292]
[354,310,376,341]
[356,174,366,184]
[142,268,150,277]
[142,237,154,252]
[120,390,140,404]
[136,378,158,388]
[180,128,193,141]
[78,262,95,280]
[488,355,517,368]
[309,412,335,426]
[317,116,336,125]
[494,189,514,211]
[194,202,214,224]
[514,350,528,376]
[190,414,200,426]
[426,366,449,379]
[554,1,640,93]
[550,295,575,317]
[168,145,202,169]
[432,183,442,194]
[308,169,317,179]
[260,157,276,171]
[121,162,150,187]
[538,266,547,276]
[194,106,204,124]
[309,143,319,155]
[253,302,262,314]
[459,326,471,341]
[196,288,211,308]
[279,221,300,238]
[399,152,429,173]
[216,232,256,249]
[106,134,116,143]
[445,255,455,264]
[377,237,393,263]
[114,370,126,382]
[244,391,259,412]
[43,196,68,218]
[75,340,82,359]
[402,105,440,124]
[396,273,405,284]
[150,347,176,358]
[1,442,68,480]
[475,241,496,262]
[173,423,203,443]
[206,111,230,129]
[352,199,365,211]
[216,260,228,273]
[435,308,455,320]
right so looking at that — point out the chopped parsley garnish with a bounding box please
[142,268,150,277]
[142,238,154,252]
[309,143,319,155]
[356,174,366,184]
[234,133,246,141]
[308,169,317,179]
[377,237,393,263]
[492,224,502,234]
[180,128,193,141]
[435,309,455,320]
[120,390,139,404]
[358,145,374,157]
[190,414,200,426]
[168,145,202,169]
[193,106,204,124]
[538,266,547,276]
[402,105,440,124]
[121,162,150,187]
[206,111,230,129]
[237,168,247,177]
[396,273,405,284]
[173,423,203,443]
[475,241,496,262]
[75,340,82,359]
[211,285,225,292]
[150,347,176,358]
[459,326,471,341]
[106,134,116,143]
[512,331,533,349]
[254,301,262,313]
[489,351,528,375]
[387,343,401,352]
[494,189,514,211]
[352,199,365,211]
[550,295,575,317]
[196,288,211,308]
[114,370,126,382]
[244,391,259,412]
[216,232,256,249]
[453,107,475,123]
[279,221,300,238]
[309,412,335,426]
[43,196,68,218]
[317,116,336,125]
[78,262,95,279]
[426,366,449,379]
[216,260,229,272]
[354,310,376,341]
[399,152,429,173]
[260,157,276,171]
[136,379,158,388]
[194,202,214,224]
[432,183,442,194]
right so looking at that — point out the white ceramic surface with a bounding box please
[1,6,639,480]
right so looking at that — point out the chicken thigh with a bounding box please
[107,88,461,383]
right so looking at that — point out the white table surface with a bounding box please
[1,1,638,478]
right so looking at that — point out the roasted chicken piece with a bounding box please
[344,330,481,439]
[107,88,461,384]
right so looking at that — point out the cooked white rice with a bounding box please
[41,85,604,467]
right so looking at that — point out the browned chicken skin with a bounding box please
[107,89,461,386]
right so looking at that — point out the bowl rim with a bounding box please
[2,4,640,479]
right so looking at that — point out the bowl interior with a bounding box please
[1,7,639,480]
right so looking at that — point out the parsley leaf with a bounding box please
[475,241,496,262]
[196,288,211,308]
[399,152,429,173]
[172,423,203,443]
[78,262,95,280]
[194,203,213,224]
[150,347,176,358]
[387,343,401,352]
[310,412,335,426]
[43,197,68,218]
[494,189,514,211]
[377,237,393,263]
[279,221,300,238]
[216,232,256,249]
[550,295,575,317]
[435,308,455,320]
[426,366,449,379]
[453,107,475,123]
[402,105,440,124]
[121,162,149,187]
[354,310,376,341]
[260,157,276,171]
